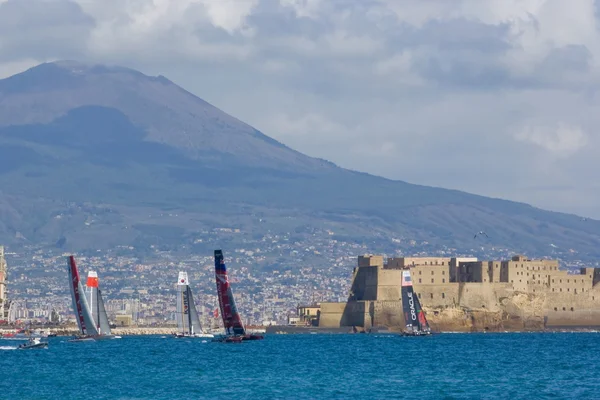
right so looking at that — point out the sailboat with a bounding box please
[173,271,214,338]
[401,269,432,336]
[67,256,121,342]
[212,250,264,343]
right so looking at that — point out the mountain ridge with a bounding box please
[0,61,598,259]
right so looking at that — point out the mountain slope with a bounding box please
[0,61,598,258]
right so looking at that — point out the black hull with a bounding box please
[401,331,433,337]
[212,334,264,343]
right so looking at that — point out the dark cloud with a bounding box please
[0,0,598,217]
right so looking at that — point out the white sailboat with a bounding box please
[174,272,214,338]
[67,256,121,342]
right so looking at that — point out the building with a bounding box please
[319,254,600,331]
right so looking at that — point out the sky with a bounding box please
[0,0,599,218]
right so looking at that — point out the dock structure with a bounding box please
[318,254,600,331]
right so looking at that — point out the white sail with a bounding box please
[97,289,111,335]
[175,271,205,336]
[67,257,99,336]
[187,287,202,335]
[176,272,189,334]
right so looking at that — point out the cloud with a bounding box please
[0,0,94,62]
[515,123,589,158]
[0,0,599,217]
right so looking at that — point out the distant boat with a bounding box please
[401,270,433,337]
[212,250,264,343]
[66,256,121,342]
[18,337,48,350]
[173,271,214,339]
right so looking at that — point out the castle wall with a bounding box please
[321,255,600,331]
[348,265,378,301]
[376,269,402,300]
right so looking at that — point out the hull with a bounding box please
[401,331,433,337]
[18,342,48,349]
[68,334,121,342]
[173,333,214,339]
[212,334,264,343]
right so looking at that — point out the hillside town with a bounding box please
[1,227,597,328]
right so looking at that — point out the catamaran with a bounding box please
[67,256,121,342]
[401,269,432,336]
[212,250,264,343]
[173,271,214,338]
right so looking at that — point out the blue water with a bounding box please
[1,332,599,399]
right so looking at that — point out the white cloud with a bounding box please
[515,123,589,158]
[1,0,600,217]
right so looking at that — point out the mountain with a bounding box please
[0,61,598,259]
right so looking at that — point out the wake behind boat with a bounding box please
[66,256,121,342]
[212,250,264,343]
[401,269,433,337]
[173,271,214,339]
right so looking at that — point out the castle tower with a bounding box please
[0,246,6,319]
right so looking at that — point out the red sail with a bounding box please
[68,256,87,334]
[214,250,245,336]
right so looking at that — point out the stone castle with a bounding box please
[318,255,600,331]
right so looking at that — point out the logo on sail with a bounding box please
[407,292,417,321]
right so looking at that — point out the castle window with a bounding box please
[552,279,555,283]
[560,288,562,292]
[442,262,445,265]
[442,279,446,283]
[442,293,445,298]
[431,271,434,275]
[562,307,566,311]
[442,271,445,275]
[511,280,513,283]
[431,279,434,283]
[419,279,421,283]
[571,307,574,311]
[419,271,422,275]
[575,289,577,294]
[567,280,569,283]
[552,288,554,292]
[430,293,433,299]
[560,280,562,283]
[554,307,557,311]
[567,288,570,292]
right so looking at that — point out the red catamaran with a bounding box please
[212,249,264,343]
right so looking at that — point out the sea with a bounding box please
[1,332,598,399]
